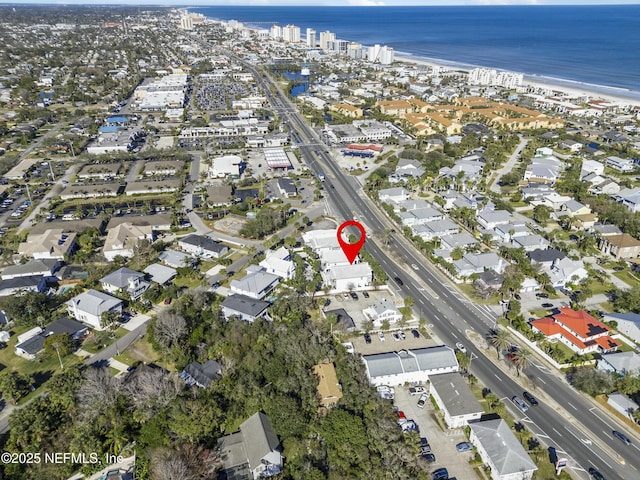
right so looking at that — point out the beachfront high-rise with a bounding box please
[468,67,523,89]
[367,44,394,65]
[306,28,316,48]
[179,15,193,30]
[270,24,282,40]
[319,30,336,51]
[282,25,300,43]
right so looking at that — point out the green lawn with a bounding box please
[613,269,640,289]
[458,284,500,305]
[173,275,207,289]
[0,325,83,402]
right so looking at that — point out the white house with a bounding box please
[469,418,537,480]
[322,263,372,292]
[178,234,229,259]
[362,346,458,387]
[66,289,123,330]
[601,312,640,345]
[362,299,402,327]
[259,247,296,280]
[100,267,150,301]
[429,373,484,429]
[230,270,280,300]
[378,187,409,204]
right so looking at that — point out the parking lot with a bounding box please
[393,387,479,480]
[319,287,407,331]
[350,327,433,355]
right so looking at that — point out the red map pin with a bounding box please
[337,220,366,265]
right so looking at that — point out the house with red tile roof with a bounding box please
[531,308,620,355]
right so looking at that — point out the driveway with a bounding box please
[489,136,528,193]
[394,387,478,479]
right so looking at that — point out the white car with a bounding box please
[417,393,428,408]
[378,331,385,342]
[409,386,426,396]
[455,342,467,354]
[411,263,419,270]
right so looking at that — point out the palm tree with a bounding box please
[381,228,393,246]
[489,328,510,359]
[511,347,533,377]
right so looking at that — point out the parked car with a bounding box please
[411,329,420,338]
[542,302,554,308]
[362,291,370,298]
[432,468,449,480]
[378,331,385,342]
[421,453,436,463]
[536,292,549,298]
[420,444,432,454]
[612,430,631,445]
[364,333,372,344]
[512,396,529,412]
[392,332,401,342]
[417,393,428,408]
[163,297,172,305]
[420,437,429,447]
[588,467,606,480]
[456,442,473,452]
[409,386,426,396]
[398,331,406,340]
[401,420,419,433]
[324,298,331,307]
[350,292,358,300]
[523,391,539,406]
[397,411,407,424]
[455,342,467,354]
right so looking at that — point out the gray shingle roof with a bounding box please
[429,372,484,417]
[470,419,537,476]
[240,412,280,470]
[222,294,270,318]
[179,234,227,253]
[1,258,59,278]
[100,267,145,289]
[67,289,123,316]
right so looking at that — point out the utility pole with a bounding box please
[53,342,64,370]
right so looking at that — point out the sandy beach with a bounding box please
[395,53,640,107]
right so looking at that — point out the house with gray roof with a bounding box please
[1,258,60,280]
[476,210,513,230]
[158,249,193,268]
[597,351,640,376]
[511,234,550,252]
[218,412,283,480]
[601,312,640,345]
[0,275,48,297]
[378,186,409,204]
[15,317,88,360]
[429,373,484,428]
[411,219,459,241]
[394,158,425,179]
[469,418,538,480]
[143,263,177,285]
[230,270,280,300]
[277,177,297,198]
[179,360,223,388]
[440,232,478,251]
[362,299,402,327]
[453,252,506,280]
[607,393,639,419]
[100,267,150,301]
[529,248,565,269]
[66,289,123,330]
[221,294,271,323]
[323,308,355,331]
[178,234,229,259]
[362,346,458,386]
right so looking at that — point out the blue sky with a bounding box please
[1,0,639,5]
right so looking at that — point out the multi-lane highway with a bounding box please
[249,63,640,480]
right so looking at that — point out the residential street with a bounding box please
[489,135,528,193]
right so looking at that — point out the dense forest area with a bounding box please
[1,289,427,480]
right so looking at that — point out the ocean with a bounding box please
[191,5,640,97]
